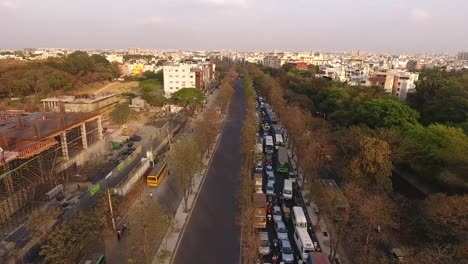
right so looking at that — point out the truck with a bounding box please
[254,193,267,229]
[277,146,289,173]
[254,173,263,193]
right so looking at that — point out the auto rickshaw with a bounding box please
[283,206,291,221]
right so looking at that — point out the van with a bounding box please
[283,179,293,200]
[292,206,308,228]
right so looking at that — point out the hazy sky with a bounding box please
[1,0,467,53]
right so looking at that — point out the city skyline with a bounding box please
[1,0,467,53]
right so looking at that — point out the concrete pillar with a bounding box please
[97,116,103,141]
[81,123,88,149]
[61,131,69,160]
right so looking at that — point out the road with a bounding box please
[173,79,245,264]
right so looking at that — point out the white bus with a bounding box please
[275,133,284,146]
[265,136,274,153]
[294,227,315,261]
[292,206,308,228]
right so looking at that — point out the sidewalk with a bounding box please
[102,90,222,264]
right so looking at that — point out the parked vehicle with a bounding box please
[266,182,275,196]
[294,227,315,261]
[254,163,263,173]
[258,232,271,255]
[283,179,293,200]
[280,239,294,264]
[254,173,263,193]
[272,205,282,223]
[275,221,288,240]
[288,171,296,183]
[254,193,267,229]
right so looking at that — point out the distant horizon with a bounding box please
[0,47,463,56]
[1,0,467,54]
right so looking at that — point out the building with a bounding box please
[457,52,468,61]
[130,96,146,110]
[263,56,282,69]
[41,94,118,119]
[127,48,141,55]
[0,112,104,234]
[406,60,424,71]
[162,61,215,97]
[105,54,124,64]
[369,70,419,100]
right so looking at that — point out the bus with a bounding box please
[277,146,289,173]
[265,136,274,153]
[147,160,168,187]
[292,206,308,228]
[294,227,315,261]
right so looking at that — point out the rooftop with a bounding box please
[41,93,116,104]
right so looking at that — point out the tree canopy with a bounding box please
[170,88,205,106]
[354,99,420,129]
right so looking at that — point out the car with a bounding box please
[266,165,273,172]
[266,182,275,196]
[280,239,294,264]
[254,164,263,173]
[258,232,270,255]
[267,171,275,184]
[275,221,288,240]
[272,206,282,223]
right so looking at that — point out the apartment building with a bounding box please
[369,70,419,100]
[457,52,468,61]
[163,61,215,97]
[263,56,282,69]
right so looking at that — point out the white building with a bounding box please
[163,62,215,97]
[105,54,124,64]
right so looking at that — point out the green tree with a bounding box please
[354,99,419,129]
[110,103,133,125]
[407,70,468,125]
[63,51,95,75]
[170,88,205,106]
[139,79,166,106]
[40,212,101,264]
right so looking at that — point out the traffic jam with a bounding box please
[253,93,330,264]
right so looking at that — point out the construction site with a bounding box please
[0,110,104,239]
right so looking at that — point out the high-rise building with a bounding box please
[457,52,468,61]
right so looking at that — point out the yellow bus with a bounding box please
[146,160,168,187]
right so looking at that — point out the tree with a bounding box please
[216,81,234,114]
[194,106,221,152]
[142,70,163,82]
[63,51,95,75]
[169,134,203,212]
[126,199,170,264]
[94,191,125,229]
[110,103,133,125]
[170,88,205,106]
[40,212,101,264]
[407,70,468,125]
[354,99,419,129]
[139,79,166,106]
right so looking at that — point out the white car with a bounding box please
[266,165,273,172]
[254,164,263,173]
[266,182,275,196]
[258,232,270,255]
[272,206,282,223]
[280,239,294,263]
[275,221,288,240]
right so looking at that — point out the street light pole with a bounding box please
[107,188,116,230]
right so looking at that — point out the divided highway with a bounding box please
[173,79,245,264]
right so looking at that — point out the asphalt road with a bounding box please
[173,79,245,264]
